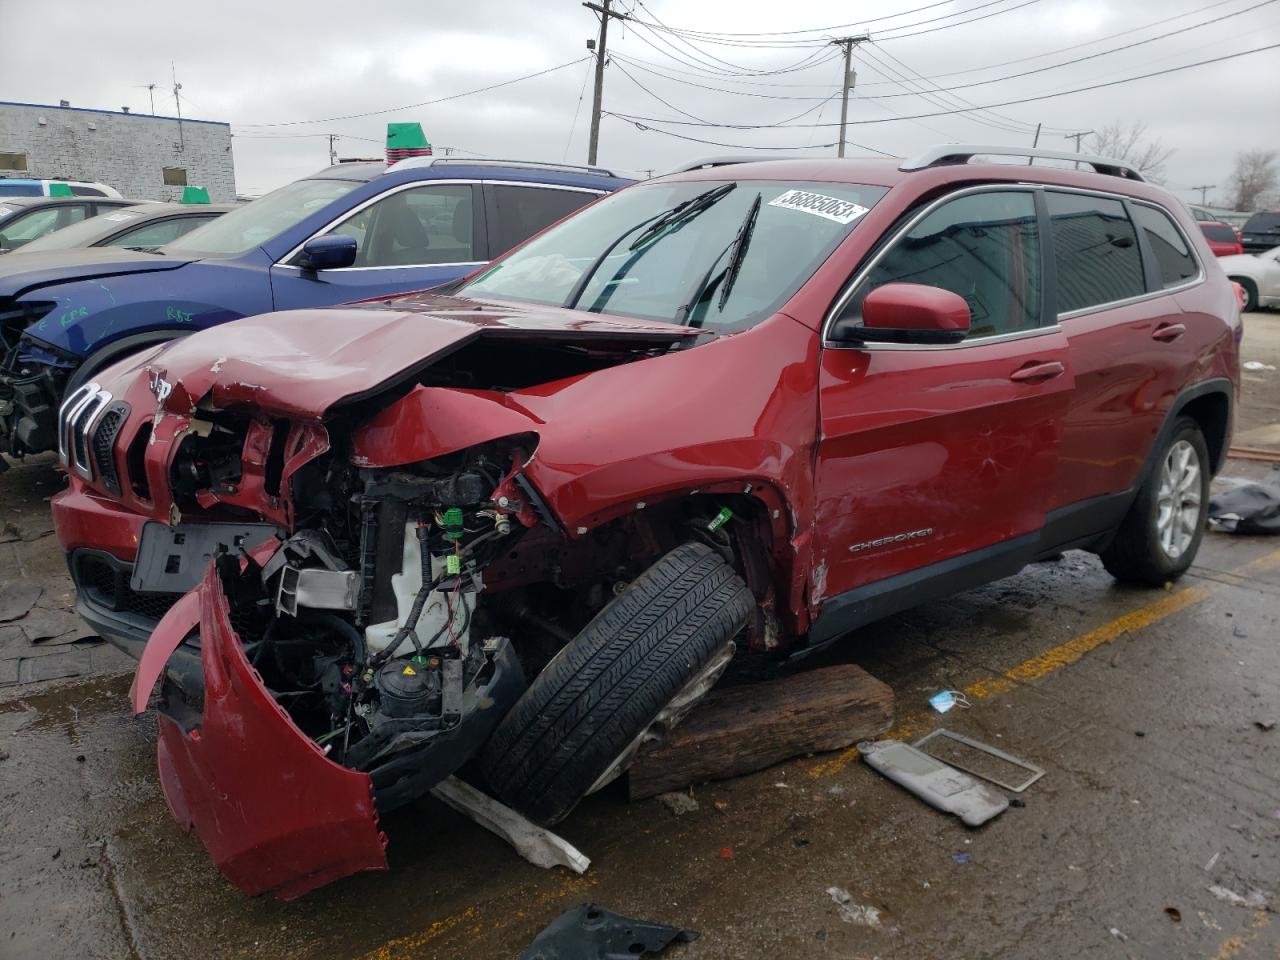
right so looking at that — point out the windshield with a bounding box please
[458,179,888,333]
[163,178,361,257]
[18,206,147,252]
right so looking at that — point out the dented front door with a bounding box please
[811,187,1072,603]
[814,331,1072,600]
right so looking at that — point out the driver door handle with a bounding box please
[1152,323,1186,342]
[1009,361,1065,383]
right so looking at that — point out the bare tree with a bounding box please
[1226,150,1279,212]
[1089,121,1174,184]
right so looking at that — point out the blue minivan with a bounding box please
[0,159,631,460]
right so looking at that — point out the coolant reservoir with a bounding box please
[364,522,476,655]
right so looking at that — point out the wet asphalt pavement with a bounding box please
[2,314,1278,960]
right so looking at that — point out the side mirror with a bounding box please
[831,282,971,345]
[296,234,357,272]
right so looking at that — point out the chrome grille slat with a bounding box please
[58,383,99,466]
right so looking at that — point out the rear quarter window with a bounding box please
[1046,192,1145,313]
[1133,204,1197,288]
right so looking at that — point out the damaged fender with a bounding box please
[149,562,388,899]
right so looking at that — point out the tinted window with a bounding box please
[848,190,1042,339]
[70,185,106,197]
[490,186,598,255]
[1133,205,1197,287]
[108,216,217,248]
[1200,224,1237,243]
[320,184,475,267]
[1046,192,1145,313]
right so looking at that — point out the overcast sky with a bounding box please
[3,0,1277,204]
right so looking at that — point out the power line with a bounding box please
[865,0,1278,99]
[855,44,1038,136]
[238,57,590,128]
[611,0,1272,113]
[563,58,594,161]
[605,39,1280,128]
[612,57,839,127]
[605,114,893,155]
[626,0,1043,47]
[607,0,1255,88]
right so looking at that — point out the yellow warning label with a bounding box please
[402,665,417,676]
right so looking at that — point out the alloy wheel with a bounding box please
[1155,439,1202,560]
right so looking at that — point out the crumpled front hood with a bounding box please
[144,294,698,419]
[0,247,193,298]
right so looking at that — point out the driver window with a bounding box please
[320,184,476,268]
[843,190,1042,339]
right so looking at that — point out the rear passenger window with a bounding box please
[1046,192,1145,313]
[1133,205,1197,288]
[851,190,1041,339]
[490,186,598,257]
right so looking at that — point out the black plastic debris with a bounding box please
[518,903,698,960]
[1208,483,1280,535]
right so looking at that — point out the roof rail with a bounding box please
[899,144,1145,182]
[665,155,804,176]
[388,156,620,178]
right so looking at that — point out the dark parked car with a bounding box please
[0,196,138,252]
[0,159,630,463]
[15,202,234,253]
[1240,210,1280,253]
[54,145,1240,898]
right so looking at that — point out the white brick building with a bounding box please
[0,101,235,201]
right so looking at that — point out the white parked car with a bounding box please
[1218,246,1280,311]
[0,178,123,199]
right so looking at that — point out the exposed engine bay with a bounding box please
[149,419,767,816]
[159,434,537,809]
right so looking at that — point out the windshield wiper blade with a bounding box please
[122,245,163,254]
[563,183,737,311]
[628,183,736,252]
[677,191,761,328]
[716,192,761,311]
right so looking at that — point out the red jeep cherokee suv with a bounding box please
[51,146,1241,898]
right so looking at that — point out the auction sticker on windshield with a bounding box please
[768,189,869,225]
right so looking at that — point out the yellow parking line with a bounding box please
[356,906,479,960]
[808,546,1280,779]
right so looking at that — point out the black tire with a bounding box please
[1101,417,1210,586]
[1231,277,1259,313]
[479,541,752,825]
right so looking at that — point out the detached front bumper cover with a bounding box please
[138,562,388,899]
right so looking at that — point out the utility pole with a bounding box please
[1191,184,1215,205]
[171,62,185,152]
[584,0,628,166]
[831,35,870,158]
[146,83,156,115]
[1027,122,1042,165]
[1063,130,1092,170]
[328,134,338,166]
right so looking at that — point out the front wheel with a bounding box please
[478,541,752,825]
[1101,417,1210,586]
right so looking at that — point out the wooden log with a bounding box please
[627,663,894,800]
